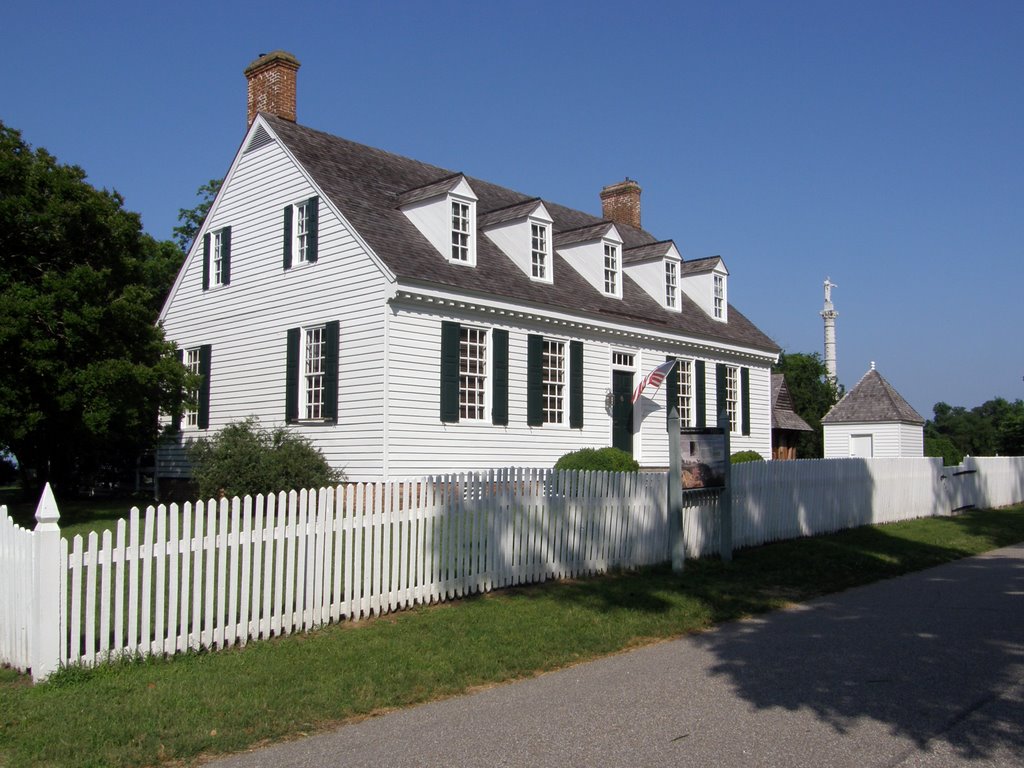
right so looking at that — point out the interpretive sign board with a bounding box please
[680,427,726,490]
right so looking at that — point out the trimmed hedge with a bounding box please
[554,447,639,473]
[730,450,764,464]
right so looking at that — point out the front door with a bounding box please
[612,370,634,455]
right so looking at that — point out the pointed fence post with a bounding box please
[31,483,62,681]
[667,406,684,572]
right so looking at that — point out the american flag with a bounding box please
[631,359,677,403]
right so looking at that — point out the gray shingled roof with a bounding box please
[681,256,723,275]
[821,368,924,425]
[263,114,780,354]
[623,241,675,264]
[771,374,813,431]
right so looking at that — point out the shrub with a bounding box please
[730,450,764,464]
[924,436,964,467]
[554,447,639,473]
[186,417,343,500]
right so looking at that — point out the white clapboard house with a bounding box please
[156,51,781,487]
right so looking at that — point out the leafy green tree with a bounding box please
[772,351,841,458]
[186,417,343,499]
[0,121,192,495]
[926,397,1024,458]
[172,178,221,252]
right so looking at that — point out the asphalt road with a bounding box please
[208,543,1024,767]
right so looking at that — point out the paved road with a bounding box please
[209,544,1024,767]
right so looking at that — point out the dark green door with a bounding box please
[612,370,634,455]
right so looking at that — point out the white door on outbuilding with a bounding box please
[850,433,873,458]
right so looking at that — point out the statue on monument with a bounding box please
[824,277,837,303]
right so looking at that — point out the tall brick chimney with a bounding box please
[600,178,642,229]
[245,51,301,127]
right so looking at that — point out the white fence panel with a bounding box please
[3,457,1023,679]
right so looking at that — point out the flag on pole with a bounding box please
[632,359,677,403]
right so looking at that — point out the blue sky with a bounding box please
[3,0,1022,418]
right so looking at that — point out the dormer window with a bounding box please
[531,222,549,280]
[451,199,472,263]
[603,243,619,296]
[665,261,678,308]
[714,274,725,319]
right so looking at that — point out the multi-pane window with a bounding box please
[725,364,739,433]
[612,351,634,369]
[603,243,619,295]
[676,358,693,427]
[303,326,326,420]
[295,200,311,263]
[531,223,548,279]
[212,231,225,286]
[665,261,678,308]
[451,200,471,262]
[714,274,725,319]
[542,339,565,424]
[459,327,487,420]
[184,348,202,427]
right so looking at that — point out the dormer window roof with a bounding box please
[679,255,729,322]
[479,199,554,283]
[397,174,478,267]
[622,240,682,311]
[552,222,623,299]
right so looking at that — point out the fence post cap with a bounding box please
[34,483,60,528]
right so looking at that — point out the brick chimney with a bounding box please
[600,178,642,229]
[244,51,301,127]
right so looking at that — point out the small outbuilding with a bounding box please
[770,374,812,460]
[821,364,924,458]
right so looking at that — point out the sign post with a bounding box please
[667,406,684,572]
[718,407,733,562]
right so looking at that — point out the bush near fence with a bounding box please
[2,456,1022,681]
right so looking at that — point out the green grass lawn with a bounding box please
[1,505,1022,768]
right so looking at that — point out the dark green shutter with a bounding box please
[695,360,706,428]
[741,367,751,436]
[221,228,231,285]
[492,329,508,426]
[569,340,583,428]
[283,205,293,270]
[716,363,727,422]
[306,196,319,263]
[665,356,679,429]
[440,322,460,423]
[285,328,300,423]
[202,233,210,291]
[527,334,544,427]
[197,344,212,430]
[324,321,339,423]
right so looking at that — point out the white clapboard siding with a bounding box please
[159,137,391,481]
[385,303,774,476]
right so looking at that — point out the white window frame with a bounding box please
[665,261,678,309]
[611,351,635,370]
[542,338,566,425]
[184,347,202,428]
[459,326,488,421]
[210,230,226,287]
[450,197,476,265]
[294,200,312,264]
[603,242,620,296]
[676,358,693,428]
[725,364,740,433]
[301,325,326,421]
[530,221,550,281]
[713,274,725,319]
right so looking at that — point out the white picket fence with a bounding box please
[2,456,1022,680]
